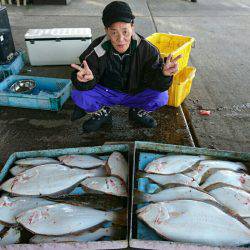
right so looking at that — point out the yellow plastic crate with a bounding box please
[168,66,196,107]
[146,33,195,73]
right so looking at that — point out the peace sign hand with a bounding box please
[162,54,183,76]
[71,60,94,83]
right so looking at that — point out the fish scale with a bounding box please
[0,164,106,196]
[135,185,216,203]
[29,227,116,243]
[201,170,250,191]
[186,160,247,184]
[17,203,123,236]
[207,185,250,217]
[81,176,127,197]
[0,196,55,225]
[58,154,106,169]
[15,157,59,166]
[106,151,128,184]
[138,199,250,247]
[144,155,210,175]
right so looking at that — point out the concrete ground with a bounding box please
[0,0,250,164]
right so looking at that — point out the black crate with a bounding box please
[0,7,15,64]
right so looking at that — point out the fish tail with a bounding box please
[104,162,111,175]
[134,190,151,203]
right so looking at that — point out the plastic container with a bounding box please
[25,28,92,65]
[130,141,250,250]
[146,33,195,73]
[0,144,130,249]
[0,75,71,111]
[0,50,25,76]
[167,66,196,107]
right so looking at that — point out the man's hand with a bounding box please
[71,60,94,82]
[162,54,183,76]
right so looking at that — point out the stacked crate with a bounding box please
[146,33,196,107]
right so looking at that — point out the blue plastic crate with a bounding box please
[131,141,250,249]
[0,144,130,248]
[0,50,26,76]
[0,75,72,111]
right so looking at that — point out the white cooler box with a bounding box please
[25,28,92,66]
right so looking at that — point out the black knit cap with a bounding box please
[102,1,135,27]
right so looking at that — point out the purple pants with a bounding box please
[71,84,168,112]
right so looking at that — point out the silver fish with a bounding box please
[0,228,21,246]
[106,151,128,184]
[137,200,250,247]
[0,164,105,196]
[58,154,106,169]
[135,184,216,203]
[206,184,250,218]
[30,226,116,243]
[137,172,199,187]
[10,165,34,176]
[144,155,209,175]
[15,157,59,166]
[17,203,125,236]
[187,160,247,184]
[201,170,250,191]
[81,176,127,197]
[0,196,55,225]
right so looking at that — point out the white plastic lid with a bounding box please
[25,28,92,39]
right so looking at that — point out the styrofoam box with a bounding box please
[25,28,92,66]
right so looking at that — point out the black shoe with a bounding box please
[82,107,112,132]
[129,108,157,128]
[71,105,87,121]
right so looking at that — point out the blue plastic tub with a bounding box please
[0,75,72,111]
[0,144,130,248]
[0,50,25,76]
[130,141,250,249]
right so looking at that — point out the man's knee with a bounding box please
[145,91,168,110]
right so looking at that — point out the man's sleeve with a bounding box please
[71,45,100,91]
[142,45,173,92]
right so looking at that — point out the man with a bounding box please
[71,1,181,133]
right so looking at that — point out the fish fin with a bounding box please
[189,161,201,171]
[200,199,250,229]
[160,183,188,190]
[81,185,103,195]
[153,186,163,193]
[205,182,250,193]
[104,161,111,175]
[181,161,202,174]
[200,168,239,184]
[204,182,231,192]
[134,190,152,204]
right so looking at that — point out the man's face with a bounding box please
[106,22,134,53]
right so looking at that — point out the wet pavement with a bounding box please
[0,65,193,165]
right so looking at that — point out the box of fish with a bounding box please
[0,75,71,111]
[0,144,131,249]
[130,141,250,249]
